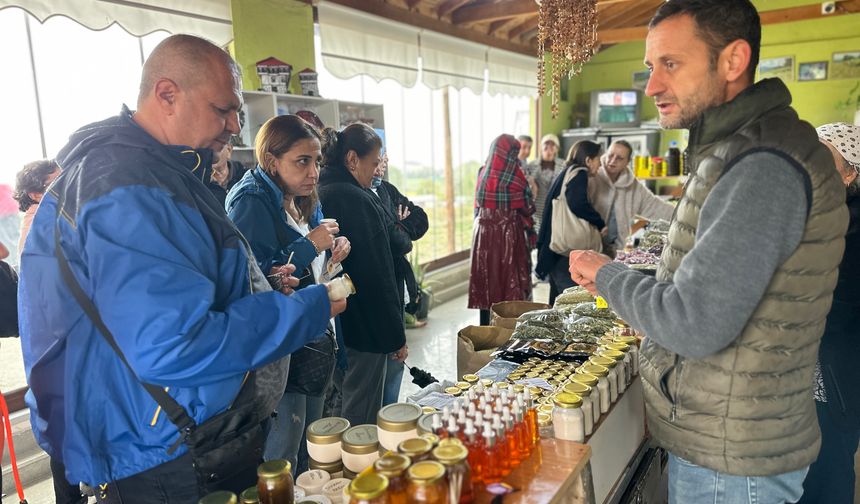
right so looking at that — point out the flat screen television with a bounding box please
[589,89,642,128]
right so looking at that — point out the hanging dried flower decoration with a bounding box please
[537,0,599,118]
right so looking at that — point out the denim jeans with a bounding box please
[383,357,405,406]
[669,453,809,504]
[264,391,325,474]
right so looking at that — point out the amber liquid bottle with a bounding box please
[481,422,500,484]
[523,390,539,447]
[462,419,484,486]
[501,408,521,466]
[257,460,295,504]
[513,403,531,460]
[491,415,511,477]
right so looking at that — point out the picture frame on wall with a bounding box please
[758,56,795,81]
[632,70,650,91]
[831,51,860,79]
[798,61,828,81]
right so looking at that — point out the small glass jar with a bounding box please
[552,393,585,442]
[309,458,345,479]
[590,355,619,403]
[348,473,389,504]
[257,460,294,504]
[397,437,434,463]
[307,417,351,464]
[605,342,632,388]
[562,382,594,436]
[614,336,639,375]
[445,386,463,397]
[374,454,410,504]
[537,413,553,439]
[599,349,627,394]
[432,444,473,504]
[463,374,480,386]
[199,491,238,504]
[480,378,494,388]
[377,403,422,452]
[420,433,440,448]
[341,424,380,473]
[570,373,600,426]
[239,486,259,504]
[578,364,610,415]
[407,461,449,504]
[455,381,471,391]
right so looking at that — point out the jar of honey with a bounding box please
[407,461,448,504]
[374,454,410,504]
[348,473,389,504]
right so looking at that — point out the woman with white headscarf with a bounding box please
[800,122,860,504]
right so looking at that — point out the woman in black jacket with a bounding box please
[535,140,605,304]
[317,123,407,426]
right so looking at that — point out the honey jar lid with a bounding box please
[563,382,592,396]
[614,335,638,344]
[199,491,238,504]
[537,413,552,427]
[377,403,423,432]
[553,392,583,409]
[445,386,462,396]
[512,384,526,393]
[463,374,480,383]
[598,349,624,361]
[421,406,437,414]
[341,424,379,454]
[590,355,617,368]
[349,473,389,500]
[307,417,351,444]
[494,382,510,389]
[605,342,630,352]
[239,486,258,504]
[407,461,446,484]
[373,453,410,476]
[480,378,494,387]
[438,437,464,448]
[432,444,468,465]
[416,413,437,435]
[397,437,433,457]
[455,381,471,390]
[538,404,555,414]
[579,363,609,377]
[571,372,599,386]
[258,459,291,479]
[420,432,440,447]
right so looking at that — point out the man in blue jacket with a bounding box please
[18,34,345,502]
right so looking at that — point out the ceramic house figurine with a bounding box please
[298,68,319,97]
[256,56,293,94]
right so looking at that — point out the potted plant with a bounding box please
[405,247,436,325]
[837,81,860,126]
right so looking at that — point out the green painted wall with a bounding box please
[230,0,315,93]
[539,3,860,151]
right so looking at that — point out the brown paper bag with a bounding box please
[456,325,513,376]
[490,301,550,330]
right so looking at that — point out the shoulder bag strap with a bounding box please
[53,189,196,438]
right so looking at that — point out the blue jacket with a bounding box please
[225,168,346,369]
[18,107,331,484]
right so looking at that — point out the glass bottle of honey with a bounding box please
[348,473,389,504]
[433,444,474,504]
[373,454,410,504]
[407,461,449,504]
[198,491,238,504]
[257,460,295,504]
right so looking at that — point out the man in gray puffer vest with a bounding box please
[569,1,848,502]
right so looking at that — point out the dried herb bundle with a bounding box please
[537,0,599,117]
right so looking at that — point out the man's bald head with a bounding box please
[138,34,240,107]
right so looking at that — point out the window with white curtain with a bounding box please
[316,30,531,264]
[0,7,169,187]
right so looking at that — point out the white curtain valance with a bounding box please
[487,48,538,98]
[0,0,233,45]
[419,29,487,95]
[317,1,419,87]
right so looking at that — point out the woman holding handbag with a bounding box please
[535,140,605,304]
[469,134,537,326]
[225,115,351,473]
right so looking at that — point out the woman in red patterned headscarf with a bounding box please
[469,134,536,325]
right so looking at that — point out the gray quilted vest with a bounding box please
[640,78,848,476]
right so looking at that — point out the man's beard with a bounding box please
[658,75,726,130]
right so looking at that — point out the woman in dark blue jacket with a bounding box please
[225,115,350,473]
[535,140,605,304]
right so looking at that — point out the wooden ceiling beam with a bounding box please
[436,0,471,18]
[508,15,538,40]
[405,0,423,9]
[451,0,536,26]
[599,1,660,30]
[323,0,534,55]
[487,18,511,36]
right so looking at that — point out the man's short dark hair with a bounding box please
[517,135,533,143]
[650,0,761,81]
[13,159,58,212]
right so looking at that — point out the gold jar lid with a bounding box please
[420,432,440,447]
[547,379,561,388]
[614,335,637,345]
[417,413,437,435]
[571,372,599,386]
[309,458,344,473]
[445,386,462,396]
[481,378,494,387]
[563,382,592,396]
[527,357,542,363]
[605,342,630,352]
[397,437,433,458]
[455,381,471,390]
[378,403,423,432]
[579,363,609,377]
[527,386,543,396]
[538,404,555,414]
[407,461,446,484]
[463,374,480,384]
[539,372,555,380]
[512,384,526,393]
[349,473,389,500]
[525,371,541,379]
[553,392,583,409]
[421,406,437,414]
[432,444,468,465]
[373,453,410,477]
[598,349,624,361]
[239,486,258,504]
[553,374,568,382]
[494,382,510,390]
[342,424,379,455]
[258,460,291,479]
[590,355,617,368]
[307,417,351,444]
[537,413,552,427]
[438,437,464,448]
[199,491,238,504]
